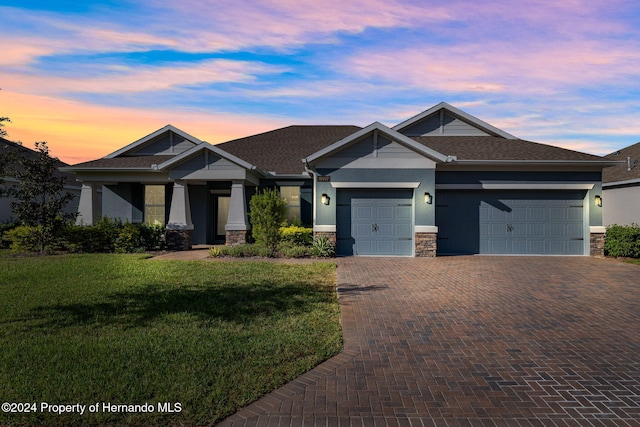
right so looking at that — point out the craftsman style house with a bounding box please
[65,103,619,256]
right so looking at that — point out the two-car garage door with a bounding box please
[436,190,586,255]
[335,189,587,256]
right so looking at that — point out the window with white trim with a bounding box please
[145,185,165,225]
[280,186,301,224]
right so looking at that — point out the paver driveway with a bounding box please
[218,257,640,426]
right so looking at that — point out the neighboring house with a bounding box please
[0,137,81,223]
[64,102,619,256]
[602,141,640,226]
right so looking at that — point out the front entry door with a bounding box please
[214,195,230,243]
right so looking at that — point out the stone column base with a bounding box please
[415,232,437,257]
[313,231,336,244]
[226,230,248,245]
[166,229,193,251]
[590,232,605,257]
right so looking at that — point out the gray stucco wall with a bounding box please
[103,183,144,223]
[603,185,640,226]
[315,168,435,227]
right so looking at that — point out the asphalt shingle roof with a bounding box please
[1,137,78,183]
[217,125,363,174]
[411,136,606,162]
[71,155,175,169]
[603,141,640,184]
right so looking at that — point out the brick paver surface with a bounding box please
[218,257,640,426]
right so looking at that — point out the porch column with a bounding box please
[166,180,193,251]
[76,183,100,225]
[225,180,249,245]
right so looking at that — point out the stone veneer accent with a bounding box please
[313,231,336,243]
[226,230,248,245]
[166,229,192,251]
[590,232,605,257]
[415,232,437,257]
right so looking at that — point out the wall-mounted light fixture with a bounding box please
[424,192,433,204]
[595,195,602,207]
[321,193,329,205]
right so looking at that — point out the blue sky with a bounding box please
[2,0,640,163]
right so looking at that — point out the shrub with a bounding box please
[115,223,143,253]
[209,244,272,258]
[3,225,42,253]
[605,224,640,258]
[280,225,313,245]
[138,223,166,251]
[63,218,166,253]
[249,189,287,256]
[0,222,19,248]
[278,241,308,258]
[309,236,336,257]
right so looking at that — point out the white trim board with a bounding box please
[331,182,421,189]
[436,183,595,190]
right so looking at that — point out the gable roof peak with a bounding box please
[105,124,204,158]
[393,102,518,140]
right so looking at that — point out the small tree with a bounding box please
[0,117,11,197]
[8,141,76,253]
[0,116,9,138]
[249,188,287,256]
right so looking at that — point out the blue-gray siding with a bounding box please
[400,111,490,137]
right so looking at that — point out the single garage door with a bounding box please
[337,189,413,256]
[436,190,586,255]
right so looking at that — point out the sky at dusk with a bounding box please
[2,0,640,165]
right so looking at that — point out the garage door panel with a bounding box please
[355,223,373,237]
[549,207,566,221]
[529,207,545,220]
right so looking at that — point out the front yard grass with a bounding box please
[0,254,342,426]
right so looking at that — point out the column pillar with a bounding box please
[76,183,100,225]
[166,180,193,251]
[225,180,249,245]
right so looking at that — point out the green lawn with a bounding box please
[0,254,342,426]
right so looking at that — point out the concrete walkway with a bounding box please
[218,256,640,426]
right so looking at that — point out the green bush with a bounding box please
[605,224,640,258]
[3,225,42,253]
[115,223,143,253]
[209,244,272,258]
[280,225,313,245]
[63,218,165,253]
[0,222,19,248]
[309,236,336,258]
[278,241,308,258]
[249,188,287,256]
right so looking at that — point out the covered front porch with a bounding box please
[76,178,256,250]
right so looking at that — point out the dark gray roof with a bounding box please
[1,137,78,184]
[603,141,640,184]
[412,136,606,162]
[218,125,363,174]
[71,155,175,169]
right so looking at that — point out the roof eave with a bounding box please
[603,177,640,188]
[60,167,156,173]
[451,159,624,167]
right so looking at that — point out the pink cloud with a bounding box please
[2,91,288,164]
[3,60,285,95]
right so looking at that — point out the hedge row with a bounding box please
[2,218,166,253]
[604,224,640,258]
